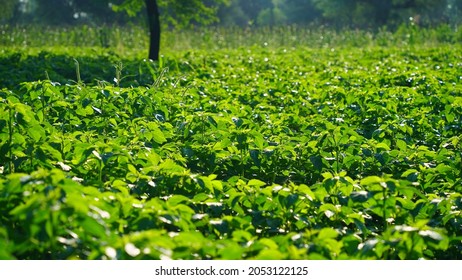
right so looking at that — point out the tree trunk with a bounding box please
[145,0,160,61]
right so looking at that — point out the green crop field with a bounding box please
[0,25,461,260]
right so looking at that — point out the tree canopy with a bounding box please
[111,0,228,28]
[0,0,17,21]
[312,0,452,27]
[2,0,460,28]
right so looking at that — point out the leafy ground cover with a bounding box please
[0,27,462,259]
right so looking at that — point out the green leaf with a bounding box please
[127,164,139,176]
[151,127,167,144]
[167,195,190,206]
[207,116,217,127]
[255,249,284,260]
[27,125,45,142]
[396,139,407,151]
[247,179,266,187]
[71,143,93,165]
[212,179,223,191]
[41,143,63,161]
[232,230,253,242]
[376,142,390,151]
[192,193,210,202]
[80,217,106,237]
[360,176,382,185]
[218,243,244,259]
[14,103,34,124]
[318,228,338,240]
[320,202,338,217]
[196,176,213,192]
[396,197,415,210]
[159,159,185,173]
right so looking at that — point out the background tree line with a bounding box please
[1,0,461,29]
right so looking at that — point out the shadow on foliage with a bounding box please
[0,51,189,90]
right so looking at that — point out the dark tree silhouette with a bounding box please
[145,0,161,61]
[115,0,227,61]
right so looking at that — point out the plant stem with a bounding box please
[74,59,81,84]
[8,106,14,174]
[98,160,103,189]
[383,187,388,231]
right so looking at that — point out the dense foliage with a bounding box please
[0,26,461,259]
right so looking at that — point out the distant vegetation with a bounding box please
[1,0,461,28]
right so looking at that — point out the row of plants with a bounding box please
[1,24,462,54]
